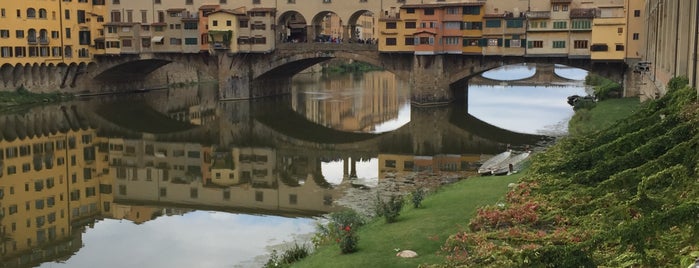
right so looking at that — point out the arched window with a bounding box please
[27,8,36,18]
[39,29,48,44]
[39,9,47,19]
[64,46,72,58]
[27,29,37,43]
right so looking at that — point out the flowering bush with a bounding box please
[338,225,359,254]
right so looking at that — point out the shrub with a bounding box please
[264,243,310,268]
[311,209,364,253]
[338,225,359,254]
[375,194,405,223]
[411,187,426,208]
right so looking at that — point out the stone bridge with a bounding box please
[468,63,584,87]
[212,44,625,105]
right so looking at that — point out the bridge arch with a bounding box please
[94,59,172,81]
[277,11,308,43]
[347,10,374,42]
[253,48,388,81]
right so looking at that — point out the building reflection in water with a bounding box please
[291,71,410,133]
[0,74,539,266]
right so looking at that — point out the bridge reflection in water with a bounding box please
[0,80,549,267]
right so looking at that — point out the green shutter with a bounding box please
[527,41,533,48]
[479,38,487,47]
[504,39,510,47]
[497,38,503,46]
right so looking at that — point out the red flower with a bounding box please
[344,225,351,232]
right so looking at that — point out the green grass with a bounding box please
[568,97,641,136]
[294,173,524,268]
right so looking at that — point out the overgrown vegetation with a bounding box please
[323,61,383,74]
[264,243,311,268]
[439,76,699,267]
[0,86,73,111]
[568,97,641,136]
[585,74,622,100]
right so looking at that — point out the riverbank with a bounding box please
[0,87,73,112]
[293,173,524,268]
[290,83,671,267]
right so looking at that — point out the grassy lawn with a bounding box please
[294,173,524,268]
[568,97,641,136]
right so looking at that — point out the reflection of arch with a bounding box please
[277,11,307,43]
[1,63,12,87]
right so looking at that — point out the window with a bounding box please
[65,28,71,38]
[590,44,608,51]
[487,38,499,46]
[462,21,482,30]
[186,0,193,4]
[570,20,589,30]
[527,40,543,48]
[405,21,416,29]
[112,0,120,3]
[0,30,8,38]
[1,46,11,57]
[212,20,218,26]
[122,39,132,47]
[386,22,396,29]
[463,6,480,15]
[444,37,459,45]
[634,10,640,17]
[632,33,639,40]
[385,38,396,46]
[485,20,501,28]
[1,8,5,18]
[509,39,521,48]
[562,5,568,11]
[553,21,567,29]
[615,44,625,51]
[190,188,198,198]
[64,10,70,20]
[27,8,36,18]
[618,27,623,34]
[255,191,263,202]
[573,40,588,49]
[185,38,197,45]
[424,8,434,15]
[170,38,182,45]
[552,41,565,48]
[289,194,297,205]
[77,10,86,23]
[404,36,415,45]
[506,20,523,28]
[553,5,559,11]
[39,9,47,19]
[406,8,415,14]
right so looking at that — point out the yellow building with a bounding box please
[591,0,627,60]
[461,4,484,54]
[207,9,245,53]
[625,0,644,62]
[0,1,105,66]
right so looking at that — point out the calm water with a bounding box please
[0,64,586,268]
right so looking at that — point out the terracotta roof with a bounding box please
[551,0,572,3]
[167,8,186,12]
[401,2,484,9]
[208,9,246,16]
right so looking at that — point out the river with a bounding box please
[0,64,587,268]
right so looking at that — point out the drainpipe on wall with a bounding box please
[674,0,680,77]
[693,0,699,87]
[59,0,65,64]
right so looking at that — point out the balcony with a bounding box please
[526,11,551,19]
[570,8,596,19]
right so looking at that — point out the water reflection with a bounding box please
[469,64,589,135]
[482,63,536,81]
[291,71,410,133]
[0,68,569,267]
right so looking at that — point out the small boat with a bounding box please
[478,150,511,175]
[491,151,531,176]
